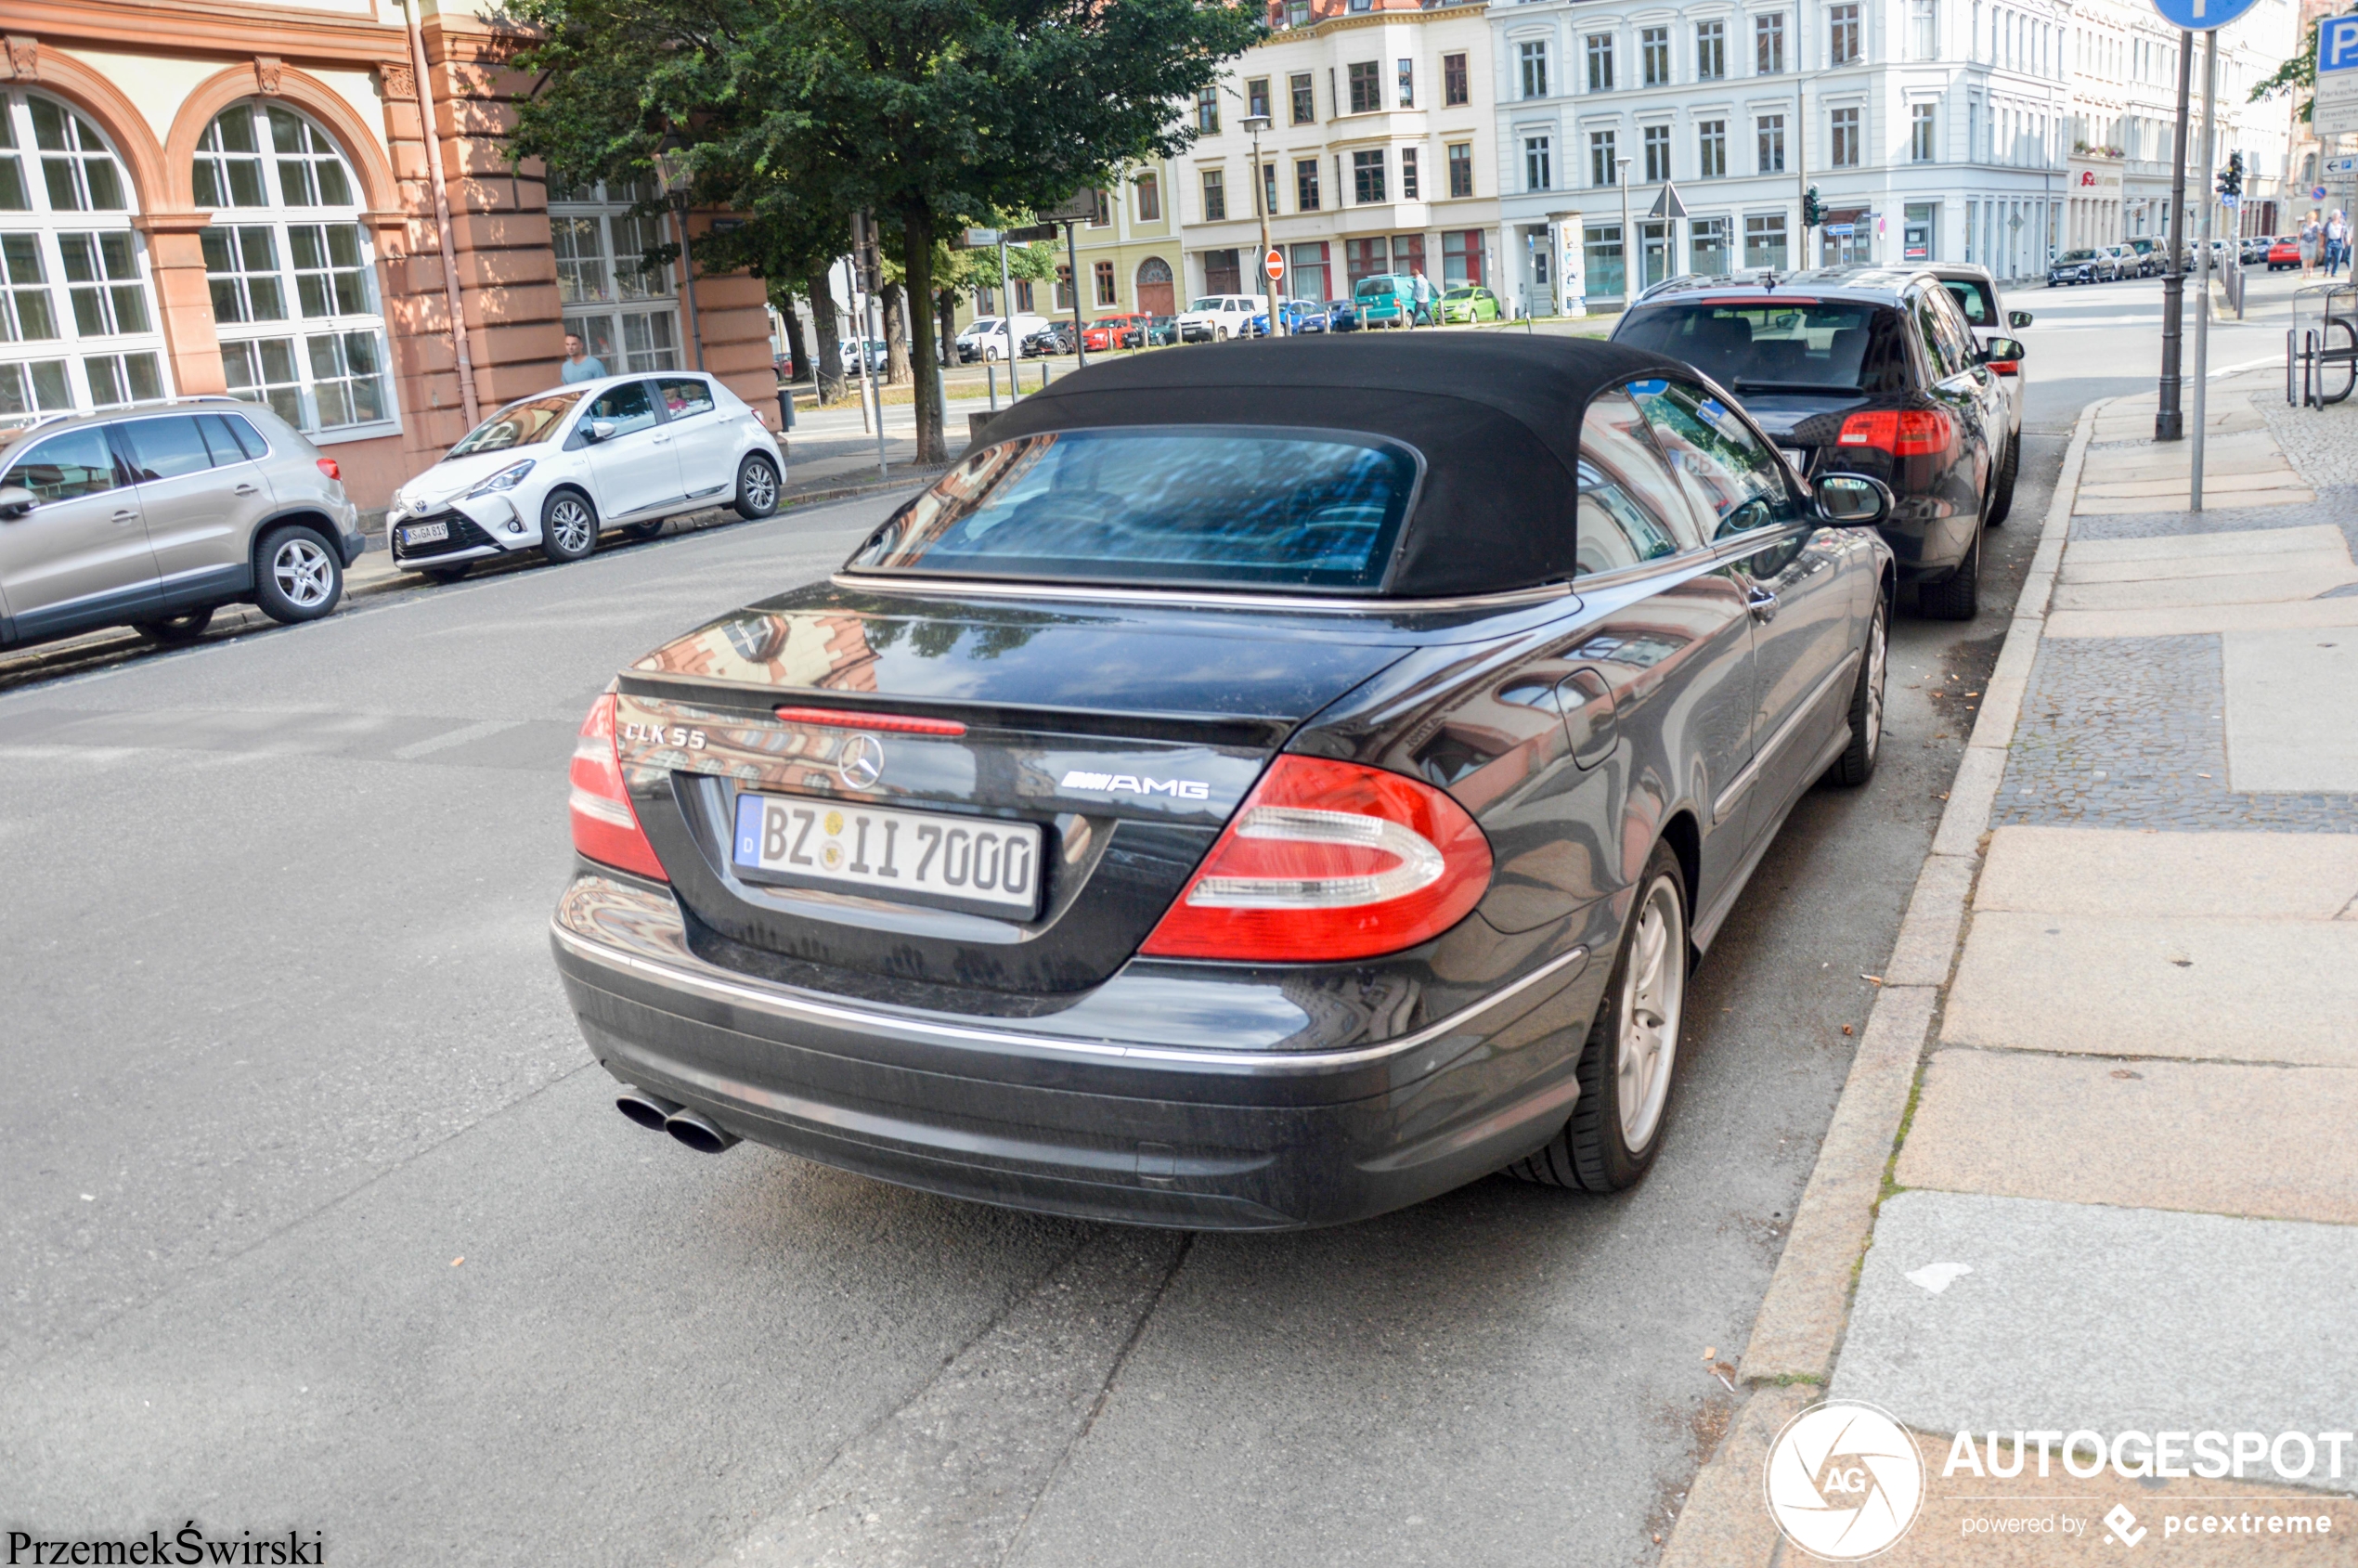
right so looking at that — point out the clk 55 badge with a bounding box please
[622,722,706,750]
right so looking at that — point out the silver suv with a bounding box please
[0,398,364,651]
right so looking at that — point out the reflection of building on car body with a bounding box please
[386,372,784,581]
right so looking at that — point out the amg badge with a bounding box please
[1059,770,1210,800]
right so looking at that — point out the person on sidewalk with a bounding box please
[560,333,608,383]
[2329,212,2351,279]
[2300,214,2323,277]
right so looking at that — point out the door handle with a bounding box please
[1747,585,1779,623]
[233,483,259,495]
[653,435,671,445]
[112,509,139,525]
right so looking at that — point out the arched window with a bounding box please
[195,100,392,437]
[0,91,167,421]
[547,178,680,372]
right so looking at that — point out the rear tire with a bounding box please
[1504,842,1689,1194]
[1829,591,1888,787]
[623,520,666,541]
[732,453,783,519]
[542,488,599,564]
[133,607,214,644]
[253,525,343,625]
[1987,432,2020,525]
[1921,526,1982,621]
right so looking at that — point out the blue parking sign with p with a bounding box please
[2324,15,2358,73]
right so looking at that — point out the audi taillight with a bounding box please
[570,691,667,881]
[1138,755,1491,963]
[1836,408,1953,457]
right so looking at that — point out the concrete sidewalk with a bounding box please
[1667,369,2358,1565]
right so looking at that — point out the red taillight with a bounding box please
[1836,408,1953,456]
[1989,360,2019,376]
[316,458,341,482]
[570,691,667,881]
[1138,755,1492,963]
[773,706,967,737]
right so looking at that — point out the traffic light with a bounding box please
[2216,151,2243,200]
[1802,186,1824,229]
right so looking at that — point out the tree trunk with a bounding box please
[779,292,810,383]
[937,288,958,371]
[882,282,913,385]
[899,207,948,465]
[805,260,845,405]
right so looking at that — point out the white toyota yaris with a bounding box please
[387,370,784,580]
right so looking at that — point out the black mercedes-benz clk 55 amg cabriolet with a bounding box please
[551,335,1898,1229]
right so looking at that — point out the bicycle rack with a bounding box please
[2287,283,2358,408]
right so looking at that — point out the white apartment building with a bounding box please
[2063,0,2297,248]
[1178,0,1502,305]
[1491,0,2080,305]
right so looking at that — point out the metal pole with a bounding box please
[987,360,996,414]
[995,238,1014,366]
[1064,220,1087,368]
[1618,158,1634,302]
[1253,124,1279,334]
[869,285,887,477]
[2157,31,2194,442]
[2192,30,2217,511]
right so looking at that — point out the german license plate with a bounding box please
[402,521,449,545]
[732,795,1042,913]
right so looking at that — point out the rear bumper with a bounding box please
[551,869,1598,1229]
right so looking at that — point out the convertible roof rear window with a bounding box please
[848,426,1419,592]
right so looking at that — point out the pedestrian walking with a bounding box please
[2300,214,2323,277]
[559,332,608,383]
[2329,212,2350,279]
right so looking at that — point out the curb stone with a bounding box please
[1661,393,2103,1564]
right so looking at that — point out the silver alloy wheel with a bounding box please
[742,459,779,513]
[272,536,334,609]
[1862,603,1888,765]
[550,497,594,554]
[1616,875,1687,1150]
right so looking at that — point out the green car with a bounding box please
[1438,285,1501,324]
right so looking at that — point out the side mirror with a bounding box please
[2008,310,2033,329]
[1815,473,1893,527]
[588,420,617,443]
[0,484,36,519]
[1982,337,2027,366]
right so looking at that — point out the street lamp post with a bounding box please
[1617,155,1633,303]
[1243,113,1279,335]
[651,146,706,372]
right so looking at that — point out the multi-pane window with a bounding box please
[1699,120,1728,177]
[1910,0,1939,59]
[546,177,677,374]
[1445,53,1471,106]
[1095,260,1117,306]
[0,91,165,420]
[1643,124,1671,183]
[1587,34,1616,92]
[1520,42,1548,99]
[1284,0,1310,23]
[1641,28,1672,86]
[1830,106,1861,166]
[1349,61,1380,113]
[1197,88,1220,134]
[1291,72,1316,123]
[1353,149,1386,204]
[1525,136,1552,192]
[1262,162,1278,217]
[1448,143,1474,199]
[1201,169,1226,222]
[1590,130,1618,188]
[1135,173,1161,222]
[1756,14,1786,73]
[1398,59,1415,108]
[1697,20,1727,80]
[1401,148,1419,200]
[1744,214,1789,269]
[1911,103,1938,161]
[1692,216,1730,274]
[1297,159,1322,212]
[1756,114,1786,173]
[1248,78,1271,121]
[1830,3,1861,64]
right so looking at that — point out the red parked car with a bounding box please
[2266,236,2302,271]
[1081,311,1152,352]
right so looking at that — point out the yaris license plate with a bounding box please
[402,522,449,545]
[731,794,1042,914]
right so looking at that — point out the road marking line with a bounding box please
[392,719,521,760]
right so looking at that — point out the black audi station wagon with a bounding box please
[1614,268,2020,619]
[551,336,1897,1229]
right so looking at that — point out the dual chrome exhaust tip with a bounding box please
[615,1088,741,1153]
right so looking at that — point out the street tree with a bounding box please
[2250,5,2357,123]
[507,0,1259,463]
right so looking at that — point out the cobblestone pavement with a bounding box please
[1994,631,2358,832]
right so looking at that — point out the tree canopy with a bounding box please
[508,0,1260,461]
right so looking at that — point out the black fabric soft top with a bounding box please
[969,334,1691,597]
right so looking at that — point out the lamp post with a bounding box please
[1616,155,1633,303]
[1243,112,1279,334]
[651,145,706,371]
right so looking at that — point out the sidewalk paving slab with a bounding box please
[2223,631,2358,793]
[1976,826,2358,919]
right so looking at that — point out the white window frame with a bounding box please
[548,177,682,376]
[0,89,172,424]
[196,97,395,444]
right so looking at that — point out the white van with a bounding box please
[1175,295,1263,343]
[957,314,1053,363]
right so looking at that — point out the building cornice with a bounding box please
[12,0,409,67]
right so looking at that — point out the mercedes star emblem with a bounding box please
[837,732,884,790]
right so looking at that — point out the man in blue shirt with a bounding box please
[560,332,608,383]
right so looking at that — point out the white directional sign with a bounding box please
[2320,15,2358,138]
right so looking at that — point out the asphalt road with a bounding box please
[3,295,2174,1562]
